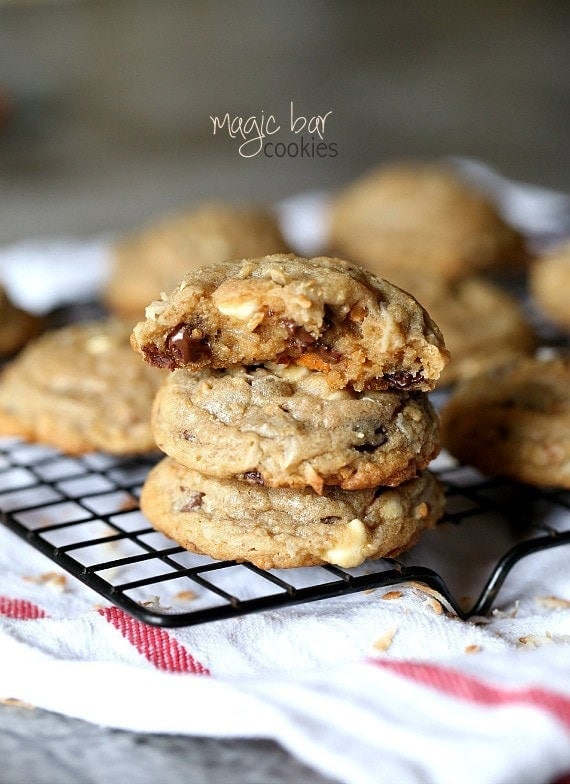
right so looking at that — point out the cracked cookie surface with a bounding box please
[105,203,290,319]
[441,356,570,488]
[152,364,440,492]
[0,319,164,454]
[131,253,449,392]
[140,459,445,568]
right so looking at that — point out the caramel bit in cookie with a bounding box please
[180,491,205,511]
[348,302,368,323]
[296,344,343,372]
[240,470,265,485]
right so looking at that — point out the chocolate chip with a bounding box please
[320,516,341,525]
[180,491,205,511]
[165,322,211,365]
[142,343,178,370]
[240,470,265,485]
[383,370,424,389]
[282,320,317,351]
[354,426,387,452]
[182,430,195,441]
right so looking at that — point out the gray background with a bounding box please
[0,2,568,783]
[0,1,569,244]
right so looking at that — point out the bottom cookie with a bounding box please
[140,458,445,569]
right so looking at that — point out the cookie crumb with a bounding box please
[492,600,519,619]
[381,590,403,600]
[518,633,554,649]
[535,595,570,610]
[23,572,67,592]
[373,626,397,652]
[409,581,447,613]
[139,595,170,610]
[174,590,198,602]
[464,644,481,654]
[0,697,35,710]
[424,596,443,615]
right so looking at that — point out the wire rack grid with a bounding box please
[0,434,569,628]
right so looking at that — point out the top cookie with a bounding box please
[328,161,529,280]
[131,254,449,392]
[104,203,290,319]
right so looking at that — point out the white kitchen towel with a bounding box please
[0,444,569,784]
[0,161,569,784]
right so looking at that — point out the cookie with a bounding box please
[140,458,445,568]
[0,319,164,454]
[328,161,529,280]
[0,286,41,356]
[152,364,440,493]
[369,269,535,385]
[530,241,570,330]
[131,254,449,392]
[104,203,290,319]
[441,355,570,488]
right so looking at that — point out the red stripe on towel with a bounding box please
[98,606,210,675]
[371,659,570,729]
[0,595,47,620]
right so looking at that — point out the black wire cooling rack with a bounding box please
[0,435,569,627]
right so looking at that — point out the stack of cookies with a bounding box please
[132,254,449,569]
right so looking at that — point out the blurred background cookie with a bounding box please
[104,203,290,320]
[0,285,42,356]
[328,161,530,281]
[0,318,164,454]
[530,241,570,331]
[441,355,570,488]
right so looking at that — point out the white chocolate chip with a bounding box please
[324,518,374,568]
[85,335,115,354]
[382,496,404,519]
[277,364,310,382]
[216,299,260,320]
